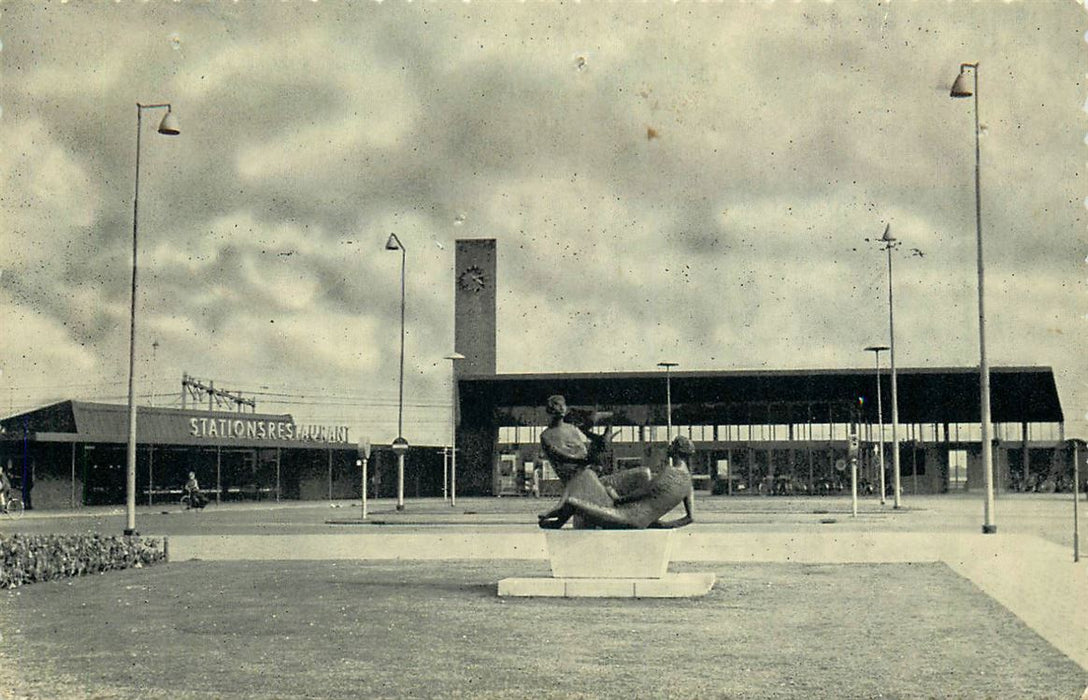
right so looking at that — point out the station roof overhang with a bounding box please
[0,400,353,449]
[456,366,1064,427]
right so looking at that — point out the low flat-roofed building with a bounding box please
[0,401,448,509]
[452,365,1071,498]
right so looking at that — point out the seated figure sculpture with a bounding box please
[537,394,695,529]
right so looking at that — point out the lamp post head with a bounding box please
[385,233,404,251]
[880,223,895,244]
[156,110,181,136]
[865,345,890,355]
[950,66,974,98]
[445,352,465,361]
[657,361,678,370]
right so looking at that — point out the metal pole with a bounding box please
[398,244,406,441]
[972,67,996,534]
[451,449,457,508]
[851,456,858,517]
[124,105,143,536]
[449,355,460,507]
[148,445,154,506]
[887,244,902,509]
[867,346,888,505]
[1074,441,1080,563]
[361,456,368,519]
[124,102,176,535]
[665,369,672,442]
[396,452,405,510]
[658,361,678,462]
[389,234,407,512]
[442,448,449,502]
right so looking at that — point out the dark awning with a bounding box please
[456,366,1063,427]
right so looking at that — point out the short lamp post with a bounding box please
[125,103,179,536]
[865,345,890,505]
[951,62,996,534]
[868,224,903,509]
[385,233,408,511]
[656,361,678,446]
[445,352,465,507]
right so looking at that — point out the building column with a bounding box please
[1021,422,1030,491]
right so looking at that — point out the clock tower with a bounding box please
[454,239,496,376]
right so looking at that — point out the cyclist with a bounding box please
[183,471,206,510]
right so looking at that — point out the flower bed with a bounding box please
[0,534,166,589]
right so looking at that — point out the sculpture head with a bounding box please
[668,435,695,460]
[545,395,568,417]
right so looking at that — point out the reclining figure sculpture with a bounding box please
[537,395,694,529]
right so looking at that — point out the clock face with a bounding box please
[458,265,488,293]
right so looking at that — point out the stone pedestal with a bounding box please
[498,530,716,598]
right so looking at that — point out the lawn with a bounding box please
[0,560,1084,699]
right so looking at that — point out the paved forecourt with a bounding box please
[166,522,1087,672]
[8,494,1084,671]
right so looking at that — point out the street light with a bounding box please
[445,352,465,507]
[125,103,179,536]
[867,225,903,509]
[865,345,890,505]
[951,62,996,534]
[656,362,678,446]
[384,233,408,511]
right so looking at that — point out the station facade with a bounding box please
[452,367,1072,498]
[0,401,448,510]
[449,239,1074,499]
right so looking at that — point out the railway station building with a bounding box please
[0,239,1075,506]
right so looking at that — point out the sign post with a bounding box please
[392,437,409,511]
[1073,439,1081,563]
[359,438,371,519]
[849,430,859,518]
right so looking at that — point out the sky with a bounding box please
[1,1,1085,446]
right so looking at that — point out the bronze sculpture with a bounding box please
[537,395,694,529]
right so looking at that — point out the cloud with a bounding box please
[1,2,1085,443]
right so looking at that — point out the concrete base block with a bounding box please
[497,573,716,598]
[497,577,567,597]
[634,572,716,598]
[545,529,674,578]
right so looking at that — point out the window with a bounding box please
[949,449,968,489]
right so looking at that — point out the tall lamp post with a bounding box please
[657,361,678,461]
[865,345,890,505]
[385,233,408,511]
[951,62,996,534]
[867,225,903,508]
[125,103,179,536]
[444,352,464,506]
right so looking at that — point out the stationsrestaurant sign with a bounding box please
[188,416,350,444]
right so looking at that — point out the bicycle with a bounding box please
[179,491,207,510]
[1,495,25,519]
